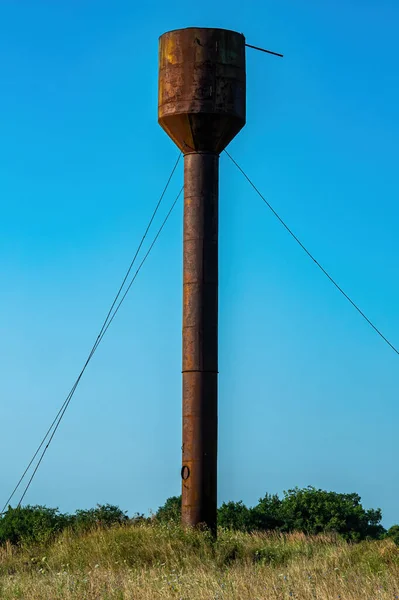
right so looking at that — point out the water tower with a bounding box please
[158,27,246,532]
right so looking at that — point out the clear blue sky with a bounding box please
[0,1,398,526]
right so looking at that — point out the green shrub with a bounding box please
[218,501,253,532]
[217,487,385,540]
[0,503,129,547]
[386,525,399,546]
[278,487,385,541]
[155,496,181,523]
[251,493,284,531]
[0,506,68,545]
[72,503,128,531]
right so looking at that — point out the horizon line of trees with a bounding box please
[157,486,391,542]
[1,486,399,546]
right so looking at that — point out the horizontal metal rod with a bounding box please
[245,43,284,58]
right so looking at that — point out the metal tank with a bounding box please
[158,27,246,533]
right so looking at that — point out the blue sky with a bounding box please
[0,1,398,526]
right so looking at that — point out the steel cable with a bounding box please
[225,150,399,356]
[1,155,182,514]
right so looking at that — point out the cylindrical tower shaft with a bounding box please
[182,152,218,531]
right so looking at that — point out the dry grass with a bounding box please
[1,523,399,599]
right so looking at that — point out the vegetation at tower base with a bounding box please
[154,495,181,524]
[157,487,387,542]
[0,487,393,548]
[386,525,399,546]
[0,504,132,546]
[1,524,399,599]
[0,506,68,546]
[0,490,398,599]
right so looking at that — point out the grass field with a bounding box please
[1,522,399,599]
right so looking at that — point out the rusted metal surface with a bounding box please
[158,28,246,153]
[182,152,218,532]
[158,27,246,534]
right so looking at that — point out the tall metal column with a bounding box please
[182,152,219,531]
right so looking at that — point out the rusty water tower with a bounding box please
[158,27,246,533]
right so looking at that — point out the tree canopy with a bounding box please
[157,486,386,541]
